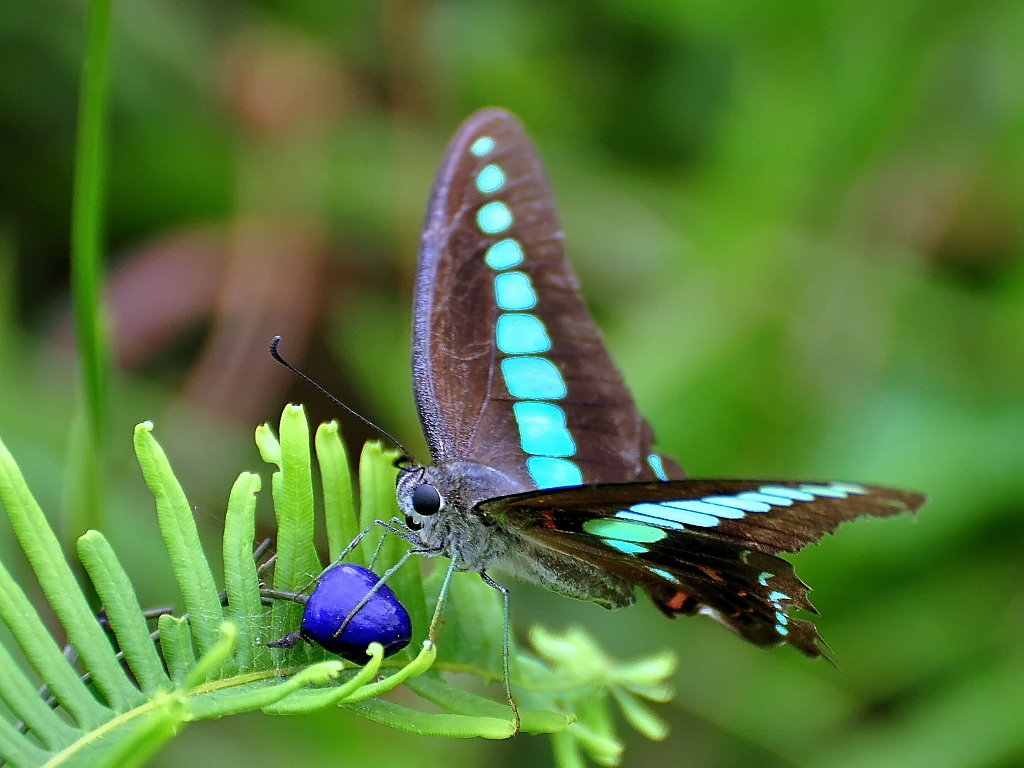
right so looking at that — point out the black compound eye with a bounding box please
[411,484,442,516]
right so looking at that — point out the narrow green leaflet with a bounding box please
[1,435,138,715]
[314,421,356,561]
[345,698,517,740]
[134,423,223,659]
[221,471,264,671]
[76,531,169,694]
[259,406,320,652]
[0,633,80,749]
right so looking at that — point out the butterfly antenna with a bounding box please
[269,336,411,458]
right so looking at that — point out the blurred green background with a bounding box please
[2,1,1023,766]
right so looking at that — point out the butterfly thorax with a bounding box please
[395,460,638,609]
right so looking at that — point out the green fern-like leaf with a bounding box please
[0,404,674,766]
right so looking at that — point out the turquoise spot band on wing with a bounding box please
[470,136,495,156]
[583,518,667,543]
[702,495,772,514]
[485,239,524,270]
[754,570,793,635]
[798,483,866,498]
[475,163,505,194]
[603,540,649,556]
[757,486,814,502]
[767,585,792,635]
[664,499,745,519]
[513,401,575,456]
[649,567,680,584]
[612,482,871,533]
[471,133,581,490]
[623,502,719,529]
[647,454,669,481]
[526,457,582,487]
[494,271,538,310]
[477,201,513,234]
[496,313,551,354]
[501,357,567,399]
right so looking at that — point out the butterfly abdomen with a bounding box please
[496,536,636,610]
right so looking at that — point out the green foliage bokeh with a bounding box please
[1,1,1022,766]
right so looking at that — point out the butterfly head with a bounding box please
[395,460,525,566]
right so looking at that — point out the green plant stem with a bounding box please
[69,0,114,533]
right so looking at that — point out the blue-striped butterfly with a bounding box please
[391,108,923,720]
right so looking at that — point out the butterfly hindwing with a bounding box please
[478,479,923,655]
[414,108,682,490]
[526,520,827,655]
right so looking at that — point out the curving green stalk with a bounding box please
[68,0,114,535]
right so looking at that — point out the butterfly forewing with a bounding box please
[414,109,682,489]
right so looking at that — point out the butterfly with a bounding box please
[383,108,924,720]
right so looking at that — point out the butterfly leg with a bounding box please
[275,518,421,601]
[330,518,419,574]
[480,571,520,734]
[426,552,460,644]
[366,517,423,569]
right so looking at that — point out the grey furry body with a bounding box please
[396,460,634,609]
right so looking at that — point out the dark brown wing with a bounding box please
[413,108,682,489]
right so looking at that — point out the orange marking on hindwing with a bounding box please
[698,565,724,583]
[665,591,690,611]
